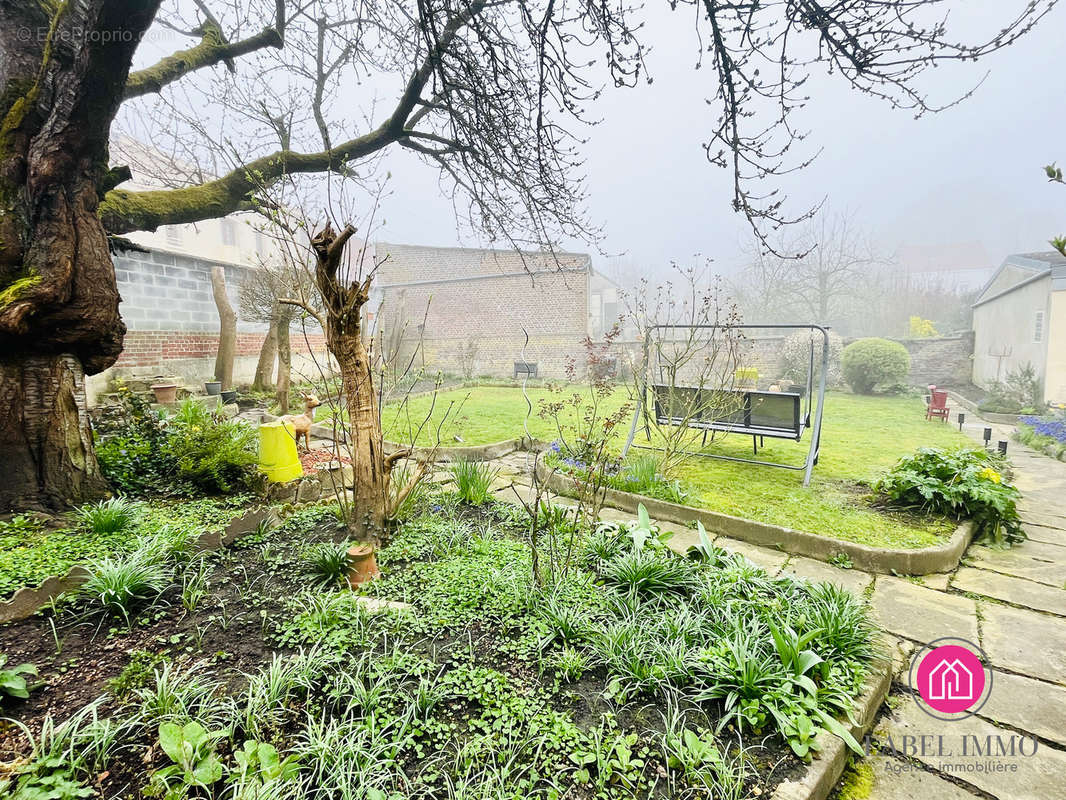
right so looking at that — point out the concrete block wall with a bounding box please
[86,248,329,403]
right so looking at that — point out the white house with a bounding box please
[971,251,1066,403]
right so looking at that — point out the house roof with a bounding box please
[972,251,1066,308]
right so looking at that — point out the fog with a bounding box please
[372,1,1065,280]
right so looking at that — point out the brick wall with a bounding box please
[375,244,592,378]
[115,331,327,369]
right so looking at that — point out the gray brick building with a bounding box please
[371,242,623,378]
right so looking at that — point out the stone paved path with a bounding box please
[478,418,1066,800]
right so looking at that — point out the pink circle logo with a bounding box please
[915,643,987,714]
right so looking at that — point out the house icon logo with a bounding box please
[927,657,974,701]
[911,638,990,719]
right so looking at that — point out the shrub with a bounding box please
[95,391,174,494]
[73,497,140,534]
[840,338,910,394]
[978,363,1046,415]
[908,316,938,338]
[167,400,258,493]
[449,458,499,506]
[874,447,1025,546]
[778,330,843,388]
[97,395,257,495]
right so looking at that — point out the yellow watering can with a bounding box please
[258,420,303,482]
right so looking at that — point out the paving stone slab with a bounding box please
[779,555,873,596]
[714,536,789,573]
[952,567,1066,617]
[978,669,1066,748]
[1017,509,1066,530]
[597,506,635,525]
[981,602,1066,685]
[860,755,982,800]
[966,542,1066,588]
[1021,523,1066,547]
[870,576,978,644]
[919,573,952,591]
[876,700,1066,800]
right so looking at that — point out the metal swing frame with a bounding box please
[621,323,831,487]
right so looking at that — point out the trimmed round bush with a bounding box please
[840,338,911,394]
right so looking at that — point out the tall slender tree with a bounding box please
[0,0,1054,510]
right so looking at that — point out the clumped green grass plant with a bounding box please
[79,552,170,620]
[600,550,700,597]
[73,497,139,534]
[449,458,499,506]
[304,542,352,587]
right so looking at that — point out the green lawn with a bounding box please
[384,387,971,549]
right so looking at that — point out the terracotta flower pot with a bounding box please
[151,383,179,404]
[346,543,380,588]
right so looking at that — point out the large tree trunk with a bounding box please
[334,324,388,540]
[253,317,278,391]
[0,355,109,511]
[0,1,161,511]
[311,223,396,542]
[211,267,237,390]
[275,321,291,414]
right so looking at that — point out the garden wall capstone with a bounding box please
[0,506,277,624]
[538,466,975,575]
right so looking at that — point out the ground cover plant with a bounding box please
[0,496,249,600]
[397,388,970,548]
[96,392,258,496]
[1017,413,1066,459]
[0,488,881,799]
[874,447,1025,546]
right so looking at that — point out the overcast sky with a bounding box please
[369,1,1065,279]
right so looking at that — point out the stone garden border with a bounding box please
[946,390,1022,426]
[772,647,893,800]
[0,506,277,625]
[538,466,974,575]
[258,411,532,464]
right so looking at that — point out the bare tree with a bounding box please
[239,252,319,409]
[209,267,237,390]
[623,265,746,475]
[734,210,881,330]
[0,0,1054,509]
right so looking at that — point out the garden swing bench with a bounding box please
[621,324,831,487]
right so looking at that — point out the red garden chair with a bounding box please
[926,387,950,422]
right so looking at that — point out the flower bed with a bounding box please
[1017,415,1066,460]
[0,492,885,800]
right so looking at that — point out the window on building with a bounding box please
[165,225,183,247]
[221,219,237,246]
[1035,310,1045,343]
